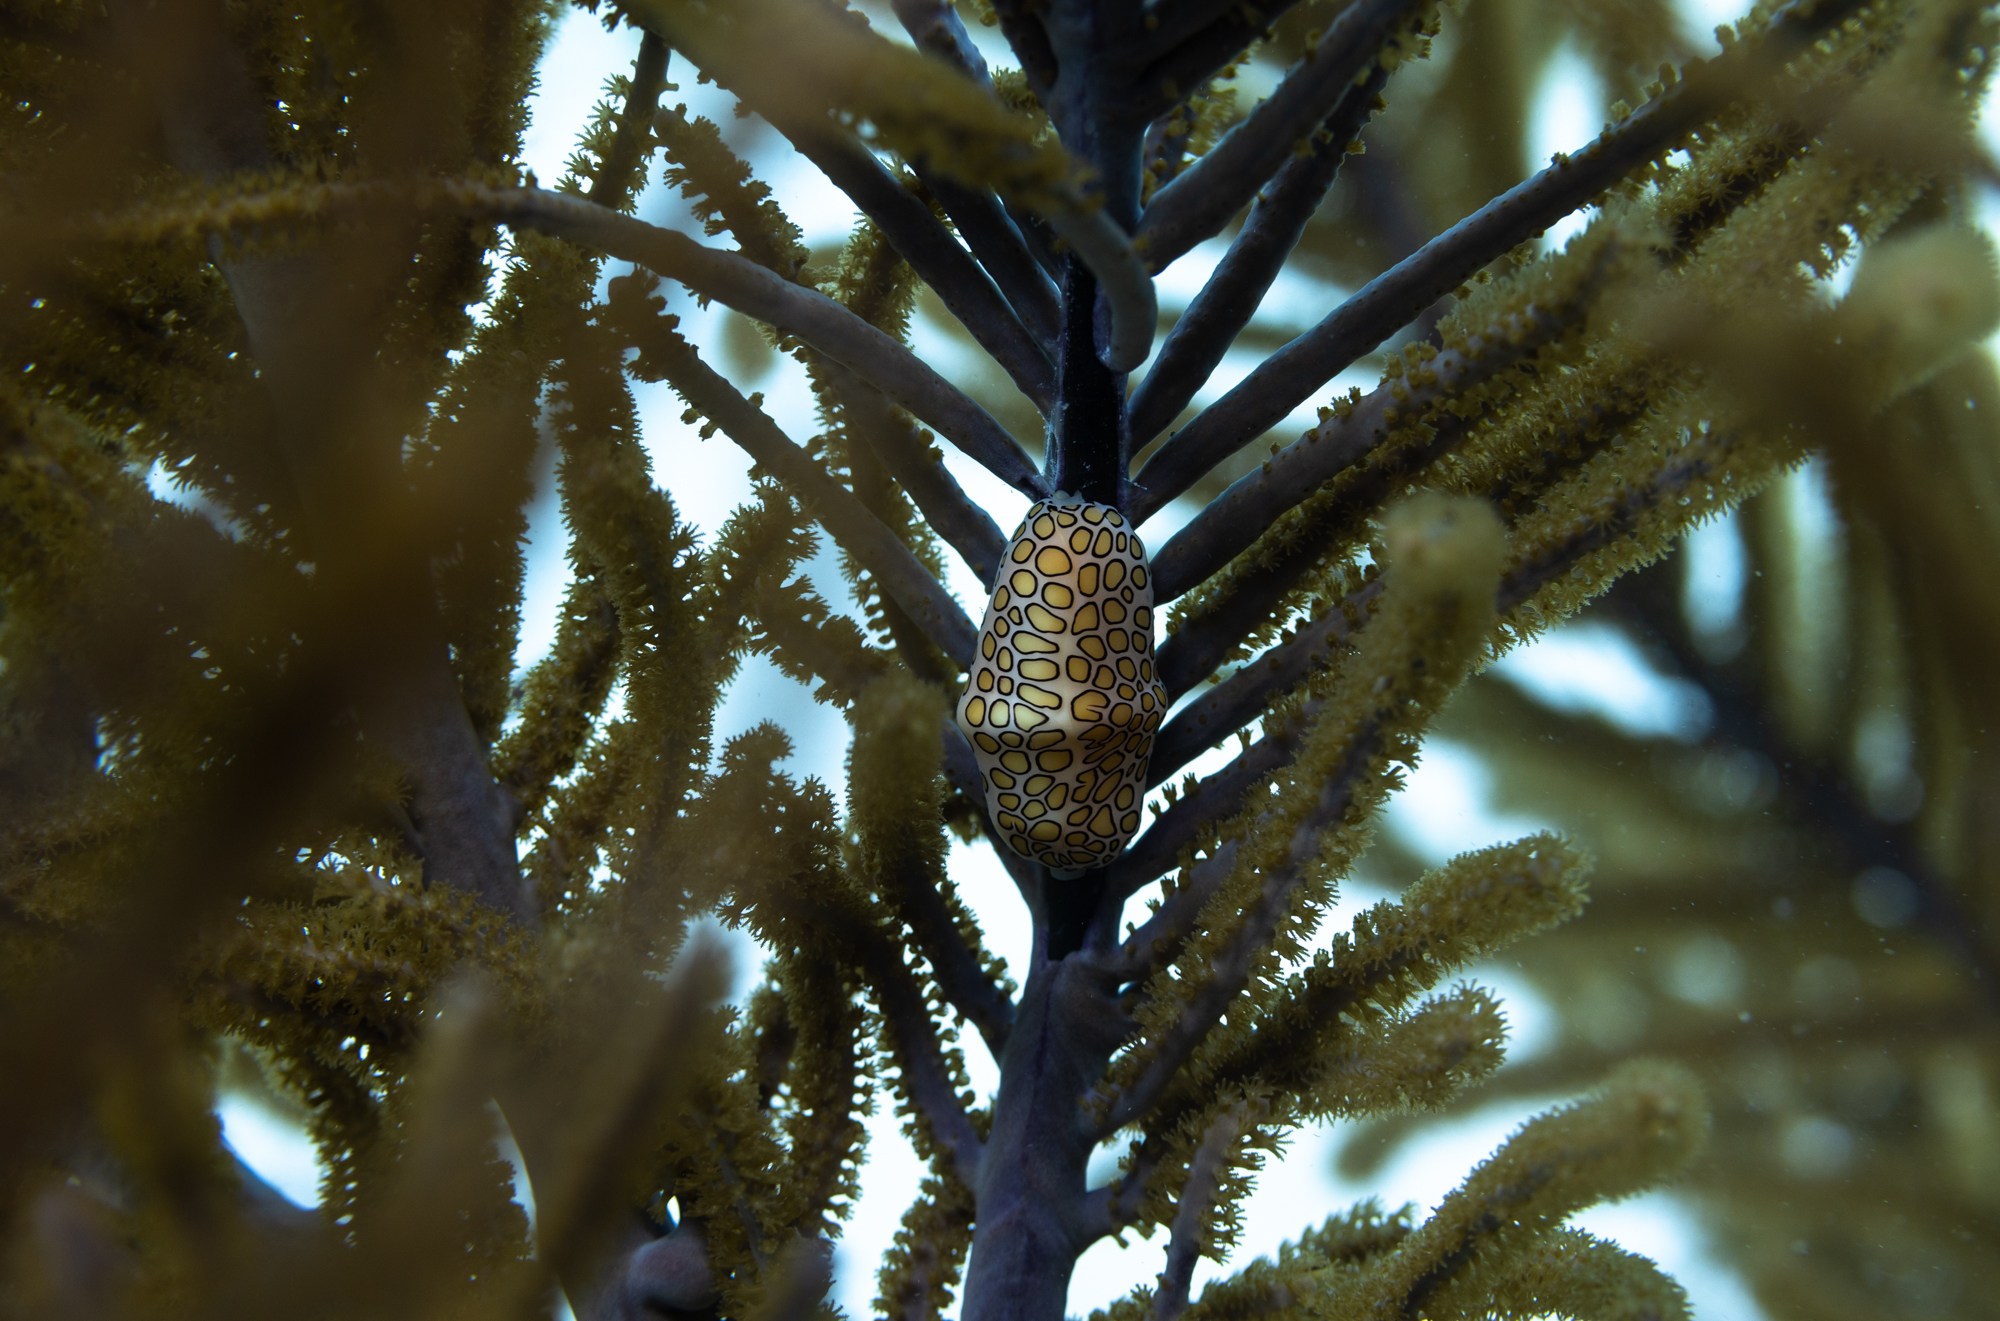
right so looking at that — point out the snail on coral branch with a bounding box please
[956,498,1165,871]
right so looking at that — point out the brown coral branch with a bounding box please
[1125,62,1390,453]
[1136,0,1428,269]
[1128,0,1313,121]
[821,367,1009,586]
[1149,1094,1268,1321]
[617,316,979,669]
[447,182,1052,500]
[1098,714,1382,1135]
[587,31,672,213]
[777,123,1058,411]
[1141,0,1871,500]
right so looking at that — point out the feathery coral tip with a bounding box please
[957,498,1164,869]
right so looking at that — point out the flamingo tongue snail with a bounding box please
[955,497,1165,871]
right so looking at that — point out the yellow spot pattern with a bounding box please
[955,498,1165,869]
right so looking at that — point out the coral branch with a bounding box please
[1161,839,1586,1121]
[990,0,1059,102]
[1152,240,1627,697]
[1157,575,1382,774]
[821,366,1008,585]
[1048,258,1128,502]
[1129,0,1313,121]
[876,1175,976,1321]
[1106,696,1323,912]
[588,32,671,212]
[1428,1226,1693,1321]
[636,0,1133,368]
[1353,1062,1707,1318]
[618,313,978,669]
[925,174,1066,349]
[892,865,1018,1060]
[960,955,1128,1321]
[1138,0,1427,269]
[1101,497,1505,1135]
[1149,1095,1267,1321]
[892,0,992,78]
[115,0,531,920]
[493,574,620,817]
[447,182,1051,499]
[1126,64,1387,452]
[777,125,1057,411]
[1146,295,1578,588]
[1142,0,1871,496]
[1152,424,1708,782]
[752,574,894,710]
[1046,202,1159,373]
[1099,712,1382,1134]
[850,677,1016,1058]
[874,966,988,1191]
[888,0,1064,346]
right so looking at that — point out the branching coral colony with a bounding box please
[3,0,1998,1318]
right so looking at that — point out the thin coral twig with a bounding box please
[588,32,671,212]
[923,172,1066,349]
[1121,438,1752,946]
[1162,572,1381,760]
[781,125,1058,411]
[630,324,979,669]
[1146,297,1579,586]
[873,956,988,1190]
[1126,64,1389,455]
[1130,0,1258,66]
[1149,1096,1267,1321]
[1098,716,1383,1135]
[1139,101,1195,199]
[866,727,1016,1057]
[990,0,1059,102]
[442,183,1052,500]
[1157,280,1619,691]
[1128,0,1313,122]
[892,0,991,77]
[890,0,1065,345]
[1106,843,1240,991]
[1048,202,1159,372]
[1139,0,1871,501]
[885,844,1017,1058]
[1107,697,1320,905]
[823,368,1007,585]
[928,0,1068,289]
[1138,0,1427,269]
